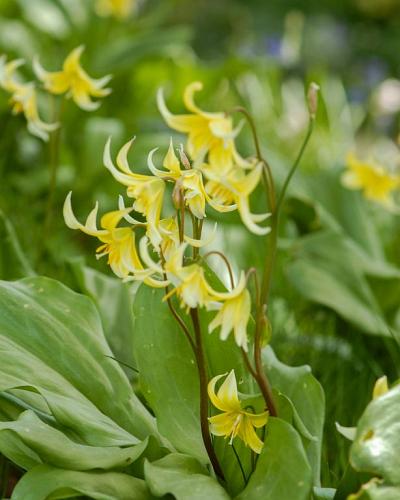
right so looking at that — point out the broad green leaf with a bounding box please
[70,258,137,375]
[286,230,392,336]
[0,410,149,471]
[11,465,152,500]
[236,418,312,500]
[0,276,161,469]
[144,453,230,500]
[303,167,383,259]
[350,385,400,484]
[263,347,325,486]
[132,284,205,462]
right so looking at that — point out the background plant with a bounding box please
[0,0,400,498]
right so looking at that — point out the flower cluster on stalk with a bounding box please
[0,47,111,141]
[64,82,271,453]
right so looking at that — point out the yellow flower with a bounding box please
[34,46,112,111]
[148,140,208,219]
[63,193,167,288]
[161,243,248,311]
[157,82,250,171]
[0,56,58,141]
[203,162,270,235]
[104,138,165,249]
[342,152,400,208]
[209,288,251,351]
[208,370,268,454]
[95,0,136,19]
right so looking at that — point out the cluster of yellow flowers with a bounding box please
[64,82,270,453]
[342,152,400,210]
[65,82,270,355]
[0,46,111,141]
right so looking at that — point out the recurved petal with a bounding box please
[71,87,101,111]
[216,370,241,410]
[157,87,204,132]
[63,45,85,72]
[237,197,271,235]
[63,192,106,236]
[208,373,230,412]
[183,81,222,119]
[238,417,265,454]
[147,147,170,178]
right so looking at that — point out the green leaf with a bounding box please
[0,410,149,471]
[144,453,230,500]
[70,258,137,376]
[11,465,152,500]
[0,276,161,469]
[236,418,312,500]
[0,210,35,280]
[132,284,205,462]
[263,347,325,486]
[350,385,400,484]
[286,230,394,336]
[313,487,336,499]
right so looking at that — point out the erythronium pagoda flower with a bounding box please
[342,152,400,209]
[157,83,270,234]
[157,82,251,171]
[208,370,268,454]
[208,287,251,351]
[34,46,112,111]
[95,0,136,19]
[64,192,168,287]
[0,56,58,141]
[64,80,318,482]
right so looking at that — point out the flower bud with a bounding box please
[178,144,191,170]
[307,82,320,120]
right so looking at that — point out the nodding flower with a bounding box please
[0,56,58,141]
[342,152,400,210]
[34,46,112,111]
[157,82,251,172]
[208,370,268,454]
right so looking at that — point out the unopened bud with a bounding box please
[307,82,320,120]
[178,144,191,170]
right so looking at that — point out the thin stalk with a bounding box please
[232,106,275,210]
[164,285,196,354]
[203,251,235,289]
[190,308,225,480]
[232,443,247,485]
[38,97,63,262]
[275,119,314,215]
[241,348,257,380]
[230,107,278,416]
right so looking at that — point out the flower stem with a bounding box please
[38,97,63,264]
[275,119,314,215]
[190,308,225,481]
[232,443,247,485]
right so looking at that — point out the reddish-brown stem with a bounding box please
[190,308,225,480]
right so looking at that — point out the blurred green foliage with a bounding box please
[0,0,400,493]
